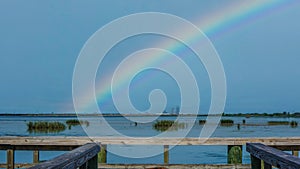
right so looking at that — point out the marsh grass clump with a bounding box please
[66,119,89,126]
[153,120,186,132]
[290,121,298,128]
[66,119,80,125]
[267,121,289,126]
[220,119,234,126]
[27,121,66,133]
[228,146,242,164]
[199,120,206,125]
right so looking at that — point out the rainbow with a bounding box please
[70,1,295,113]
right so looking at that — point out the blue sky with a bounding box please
[1,1,300,113]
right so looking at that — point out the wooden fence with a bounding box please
[1,137,300,168]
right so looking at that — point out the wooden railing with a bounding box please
[1,137,300,168]
[28,143,100,169]
[246,143,300,169]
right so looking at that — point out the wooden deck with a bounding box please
[1,137,300,169]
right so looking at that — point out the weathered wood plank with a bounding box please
[272,145,300,151]
[0,144,79,151]
[98,164,251,169]
[28,143,100,169]
[246,143,300,169]
[0,163,251,169]
[0,163,34,168]
[1,137,300,147]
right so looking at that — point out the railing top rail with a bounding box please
[1,137,300,147]
[28,143,100,169]
[246,143,300,169]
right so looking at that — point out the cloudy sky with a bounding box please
[1,1,300,114]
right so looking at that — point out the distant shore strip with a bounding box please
[0,111,300,117]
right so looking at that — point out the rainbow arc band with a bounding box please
[73,12,226,158]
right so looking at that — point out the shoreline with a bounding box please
[0,113,204,117]
[0,112,300,118]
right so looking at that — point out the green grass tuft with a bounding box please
[268,121,289,125]
[27,121,66,133]
[290,121,298,128]
[66,119,89,127]
[199,120,206,125]
[153,120,186,132]
[220,119,234,126]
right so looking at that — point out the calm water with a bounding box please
[0,115,299,165]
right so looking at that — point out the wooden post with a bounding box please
[292,150,299,157]
[227,145,242,164]
[164,145,169,164]
[79,162,87,169]
[33,150,39,163]
[263,161,272,169]
[98,144,107,163]
[7,149,14,169]
[250,155,261,169]
[87,155,98,169]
